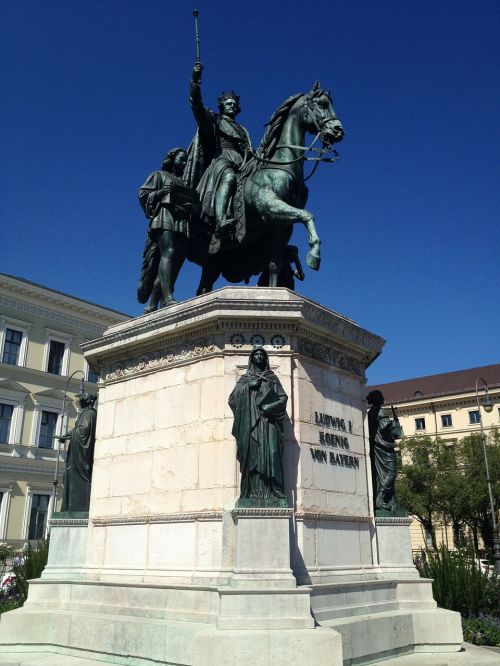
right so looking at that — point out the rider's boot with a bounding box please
[214,177,236,240]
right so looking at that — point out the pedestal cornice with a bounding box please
[83,288,385,382]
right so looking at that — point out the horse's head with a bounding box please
[303,82,344,146]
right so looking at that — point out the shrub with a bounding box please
[12,540,49,600]
[0,542,13,580]
[419,544,500,618]
[462,614,500,646]
[0,598,23,615]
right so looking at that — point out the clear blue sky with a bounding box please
[1,0,499,384]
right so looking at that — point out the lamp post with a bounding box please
[49,370,85,530]
[475,377,500,573]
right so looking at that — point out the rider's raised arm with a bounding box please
[190,62,212,132]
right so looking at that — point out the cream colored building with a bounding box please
[0,273,129,547]
[368,364,500,552]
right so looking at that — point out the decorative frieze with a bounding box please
[101,337,218,381]
[231,507,294,518]
[92,511,223,526]
[49,518,89,527]
[375,516,412,526]
[297,337,364,377]
[228,332,288,349]
[296,512,372,523]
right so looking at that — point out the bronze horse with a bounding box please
[189,82,344,294]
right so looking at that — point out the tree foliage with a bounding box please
[396,430,499,553]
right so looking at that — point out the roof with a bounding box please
[0,273,130,319]
[367,364,500,404]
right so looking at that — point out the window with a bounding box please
[2,328,23,365]
[31,392,64,448]
[424,529,433,548]
[38,411,58,449]
[469,410,480,425]
[86,363,100,384]
[0,384,27,445]
[0,488,12,540]
[441,414,452,428]
[0,317,30,367]
[43,329,72,376]
[28,494,50,539]
[0,403,13,443]
[47,340,65,375]
[415,417,426,431]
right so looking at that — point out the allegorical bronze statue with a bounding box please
[59,392,97,513]
[137,148,200,312]
[187,61,252,241]
[229,347,288,505]
[367,390,403,514]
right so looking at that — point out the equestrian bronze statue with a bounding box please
[184,61,344,295]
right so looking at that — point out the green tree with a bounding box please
[457,431,500,554]
[396,436,444,548]
[397,430,500,556]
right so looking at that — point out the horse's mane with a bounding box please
[257,82,331,159]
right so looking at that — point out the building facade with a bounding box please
[368,364,500,551]
[0,274,129,547]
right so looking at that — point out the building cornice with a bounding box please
[0,277,128,331]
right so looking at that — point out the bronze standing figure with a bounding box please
[59,393,97,513]
[367,390,403,514]
[137,148,200,311]
[229,348,288,505]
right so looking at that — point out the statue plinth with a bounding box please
[0,288,462,665]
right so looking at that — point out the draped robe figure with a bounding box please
[59,393,97,513]
[367,390,403,514]
[186,63,251,240]
[229,348,288,503]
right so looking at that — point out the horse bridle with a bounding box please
[247,95,341,173]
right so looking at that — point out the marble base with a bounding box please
[375,515,420,579]
[0,289,463,665]
[43,515,89,580]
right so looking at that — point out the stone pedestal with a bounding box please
[43,513,89,580]
[375,515,418,578]
[0,288,462,665]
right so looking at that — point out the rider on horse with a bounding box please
[187,62,252,241]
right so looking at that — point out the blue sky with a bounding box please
[1,0,499,385]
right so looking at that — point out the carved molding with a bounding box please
[296,512,372,523]
[301,302,384,352]
[227,331,288,350]
[92,511,223,526]
[297,337,364,377]
[101,337,218,381]
[49,518,89,527]
[232,508,293,518]
[375,516,412,525]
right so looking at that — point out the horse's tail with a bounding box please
[137,235,160,304]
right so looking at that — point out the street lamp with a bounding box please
[49,370,85,529]
[475,377,500,573]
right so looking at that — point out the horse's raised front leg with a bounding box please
[256,191,321,270]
